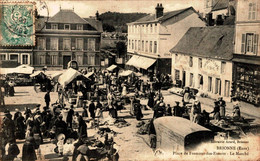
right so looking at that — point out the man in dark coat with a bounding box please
[173,101,182,117]
[67,105,74,128]
[54,115,67,137]
[44,91,51,108]
[14,112,25,139]
[165,104,172,116]
[22,137,37,161]
[134,100,143,120]
[4,138,20,161]
[147,90,155,109]
[78,116,87,138]
[2,111,15,142]
[89,100,96,119]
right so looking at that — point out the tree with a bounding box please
[102,23,116,32]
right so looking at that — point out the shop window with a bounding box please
[76,55,83,65]
[149,41,152,53]
[224,80,230,97]
[215,78,221,95]
[50,55,58,65]
[221,61,226,74]
[189,56,193,67]
[198,58,202,68]
[208,76,212,92]
[190,73,194,87]
[175,70,180,80]
[63,38,71,50]
[241,33,259,54]
[0,54,6,61]
[50,38,58,50]
[154,41,157,53]
[88,38,96,51]
[248,3,256,20]
[22,54,29,64]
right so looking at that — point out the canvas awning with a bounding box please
[0,65,34,75]
[126,55,156,70]
[119,70,134,77]
[107,64,118,72]
[232,58,260,66]
[30,71,46,78]
[58,68,82,87]
[84,72,95,78]
[50,72,63,82]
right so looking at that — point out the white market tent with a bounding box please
[0,65,34,75]
[58,68,82,87]
[118,70,134,77]
[50,72,64,82]
[106,64,118,72]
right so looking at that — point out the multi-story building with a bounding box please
[204,0,236,19]
[232,0,260,105]
[170,26,234,101]
[126,4,205,75]
[33,9,103,70]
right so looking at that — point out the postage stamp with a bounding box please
[0,2,35,46]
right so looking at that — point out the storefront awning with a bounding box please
[126,55,156,70]
[232,58,260,66]
[119,70,134,77]
[107,64,118,72]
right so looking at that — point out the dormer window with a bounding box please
[51,24,58,30]
[77,24,83,30]
[64,24,70,30]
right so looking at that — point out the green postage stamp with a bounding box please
[0,2,35,46]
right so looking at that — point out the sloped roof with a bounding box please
[170,26,234,60]
[83,18,103,32]
[48,9,87,23]
[132,7,197,24]
[212,0,229,11]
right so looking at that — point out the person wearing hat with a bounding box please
[211,101,220,121]
[173,101,182,117]
[13,109,21,122]
[165,104,172,116]
[218,97,226,118]
[54,114,67,137]
[22,137,37,161]
[134,100,143,120]
[44,91,51,108]
[67,105,75,128]
[14,112,26,139]
[2,110,15,142]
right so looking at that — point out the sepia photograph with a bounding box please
[0,0,259,160]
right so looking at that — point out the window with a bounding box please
[88,55,95,65]
[38,55,46,65]
[77,24,83,30]
[221,61,226,74]
[198,58,202,68]
[142,40,144,51]
[138,40,141,51]
[135,40,137,50]
[241,33,259,54]
[198,74,203,89]
[88,38,96,51]
[248,3,256,20]
[132,40,134,50]
[175,70,180,80]
[128,39,131,49]
[63,38,71,50]
[145,41,148,52]
[224,80,230,97]
[0,54,6,61]
[50,55,58,65]
[189,56,193,67]
[76,55,83,65]
[175,54,178,62]
[38,38,46,50]
[146,24,149,33]
[208,76,212,92]
[21,54,29,64]
[215,78,221,95]
[50,38,58,50]
[64,24,70,30]
[51,24,58,30]
[154,41,157,53]
[10,54,19,62]
[150,24,153,33]
[154,23,157,33]
[149,41,152,53]
[190,73,194,87]
[76,38,83,50]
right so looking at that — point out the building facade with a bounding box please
[204,0,236,19]
[170,26,234,101]
[126,4,205,75]
[233,0,260,105]
[33,9,103,70]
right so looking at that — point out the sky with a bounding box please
[37,0,205,18]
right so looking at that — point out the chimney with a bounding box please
[216,15,224,25]
[155,3,164,18]
[206,13,214,26]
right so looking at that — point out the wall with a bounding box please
[171,53,233,100]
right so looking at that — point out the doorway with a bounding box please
[63,56,71,69]
[182,71,186,87]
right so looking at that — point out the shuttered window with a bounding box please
[241,34,246,53]
[254,34,259,54]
